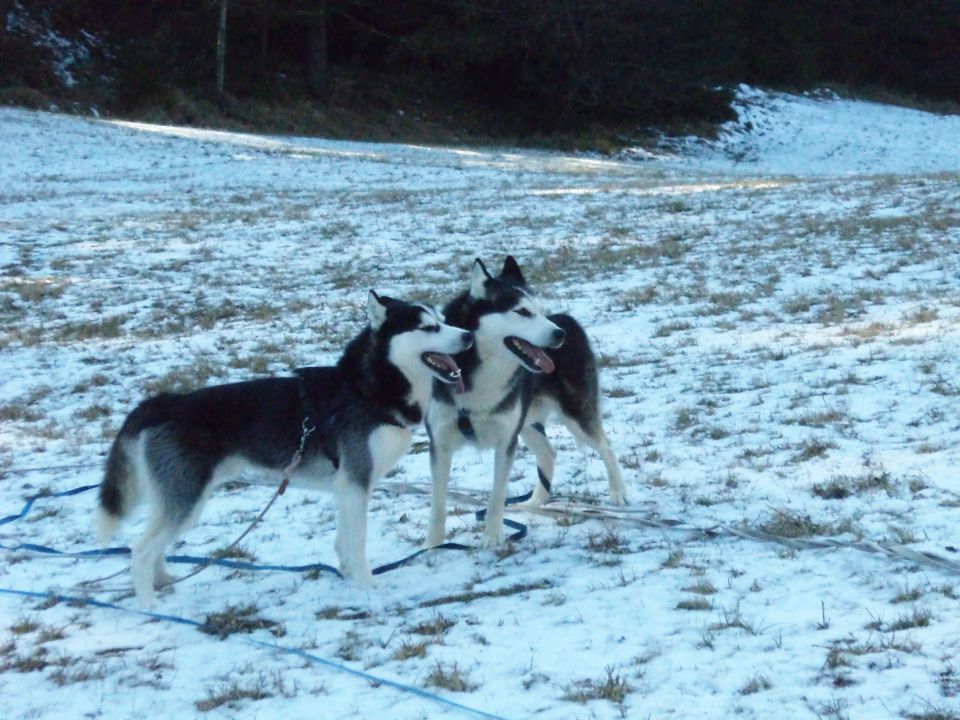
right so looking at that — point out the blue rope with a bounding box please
[1,483,528,579]
[0,484,100,526]
[0,586,513,720]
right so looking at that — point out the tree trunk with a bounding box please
[216,0,228,97]
[260,4,269,68]
[306,1,329,101]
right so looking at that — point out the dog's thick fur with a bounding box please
[97,291,472,603]
[425,257,627,548]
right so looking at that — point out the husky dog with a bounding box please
[97,291,472,603]
[425,257,627,548]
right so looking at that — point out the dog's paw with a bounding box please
[609,490,629,507]
[134,586,157,608]
[480,528,504,549]
[424,530,446,549]
[154,568,177,587]
[341,566,376,589]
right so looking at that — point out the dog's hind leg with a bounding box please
[132,510,184,605]
[132,428,214,604]
[560,414,628,506]
[153,554,177,587]
[519,422,556,507]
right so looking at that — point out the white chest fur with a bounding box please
[368,424,413,480]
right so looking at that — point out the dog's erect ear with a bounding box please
[501,255,526,286]
[469,258,491,299]
[367,289,388,329]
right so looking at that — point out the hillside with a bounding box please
[1,90,960,719]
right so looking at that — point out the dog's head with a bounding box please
[463,256,565,374]
[367,290,473,389]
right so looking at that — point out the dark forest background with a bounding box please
[3,0,960,144]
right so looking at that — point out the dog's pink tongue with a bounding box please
[428,352,466,391]
[525,343,555,374]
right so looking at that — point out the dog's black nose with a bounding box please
[552,328,566,348]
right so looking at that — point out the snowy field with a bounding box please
[2,87,960,719]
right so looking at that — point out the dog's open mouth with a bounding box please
[422,352,465,392]
[505,337,556,374]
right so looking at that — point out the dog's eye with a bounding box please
[515,308,533,318]
[421,325,441,333]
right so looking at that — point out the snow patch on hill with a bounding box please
[662,85,960,176]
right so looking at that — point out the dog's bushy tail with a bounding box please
[96,394,174,544]
[97,436,135,543]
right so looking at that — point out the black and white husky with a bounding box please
[97,291,472,603]
[425,257,627,548]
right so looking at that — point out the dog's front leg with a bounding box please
[334,473,374,588]
[482,439,517,548]
[426,438,454,547]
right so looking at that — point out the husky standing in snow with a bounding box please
[97,291,472,604]
[425,257,627,548]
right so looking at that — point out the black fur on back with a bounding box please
[102,296,433,516]
[535,313,601,435]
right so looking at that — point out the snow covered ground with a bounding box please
[2,87,960,719]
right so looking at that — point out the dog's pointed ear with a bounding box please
[367,289,388,329]
[501,255,526,285]
[469,258,491,299]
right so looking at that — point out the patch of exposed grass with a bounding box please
[140,358,226,395]
[905,706,960,720]
[741,673,772,695]
[336,628,369,661]
[196,676,274,712]
[824,632,922,676]
[409,613,456,638]
[661,549,685,569]
[605,385,636,398]
[615,285,658,309]
[424,661,478,693]
[891,584,924,604]
[0,403,44,422]
[812,470,896,500]
[756,510,853,539]
[673,406,699,432]
[654,320,694,338]
[585,529,631,555]
[709,603,762,635]
[563,665,631,705]
[676,598,713,611]
[392,640,429,661]
[791,437,839,462]
[49,660,107,686]
[9,617,40,635]
[887,606,934,632]
[51,316,127,343]
[794,408,849,428]
[200,604,281,639]
[682,579,717,595]
[212,544,257,561]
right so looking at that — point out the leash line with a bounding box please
[1,480,527,587]
[521,500,960,576]
[0,484,100,527]
[0,586,513,720]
